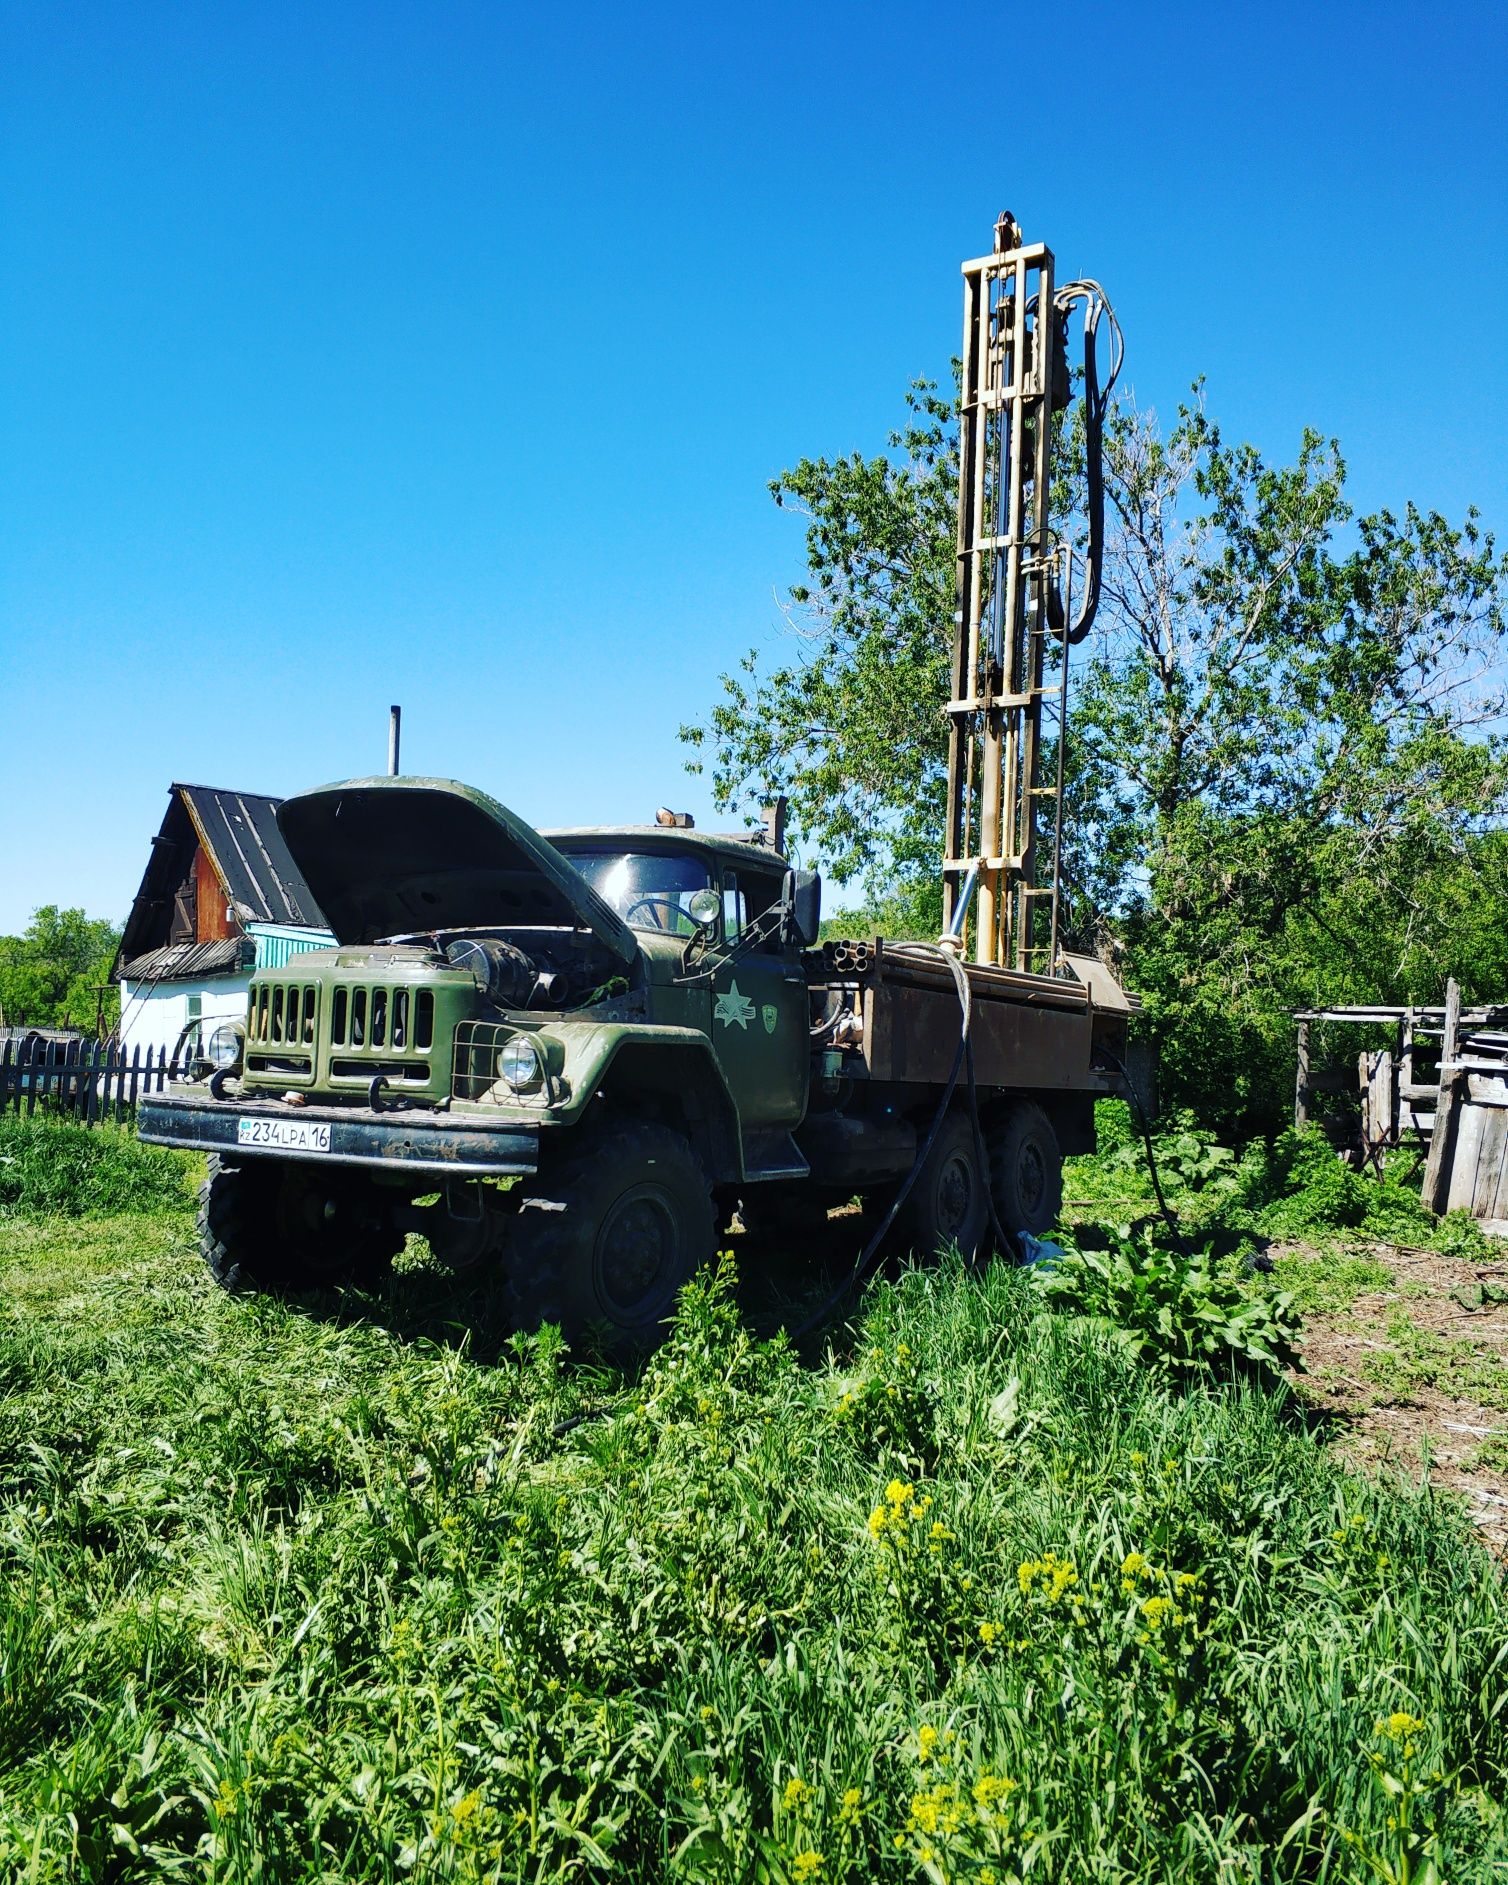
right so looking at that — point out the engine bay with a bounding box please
[380,926,634,1014]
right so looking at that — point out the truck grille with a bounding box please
[245,979,438,1088]
[248,981,319,1048]
[246,980,319,1081]
[329,985,434,1054]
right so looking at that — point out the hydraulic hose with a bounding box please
[1054,281,1123,647]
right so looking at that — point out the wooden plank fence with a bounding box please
[0,1038,183,1126]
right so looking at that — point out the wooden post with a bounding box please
[1423,978,1464,1214]
[0,1038,12,1116]
[1295,1019,1311,1130]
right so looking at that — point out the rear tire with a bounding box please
[505,1121,714,1355]
[986,1101,1063,1240]
[198,1155,401,1292]
[892,1110,990,1264]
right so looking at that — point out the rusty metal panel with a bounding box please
[863,981,1097,1089]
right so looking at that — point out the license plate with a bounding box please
[237,1117,332,1153]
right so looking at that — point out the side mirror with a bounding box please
[789,869,822,947]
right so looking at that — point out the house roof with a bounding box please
[175,784,323,927]
[117,939,252,985]
[115,784,327,979]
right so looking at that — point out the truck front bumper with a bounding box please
[139,1091,540,1178]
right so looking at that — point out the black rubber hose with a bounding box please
[1097,1043,1190,1257]
[1067,305,1104,646]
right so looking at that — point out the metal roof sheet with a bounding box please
[118,938,252,984]
[177,785,323,927]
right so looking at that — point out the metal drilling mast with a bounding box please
[942,213,1119,975]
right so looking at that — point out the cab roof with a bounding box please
[543,826,790,872]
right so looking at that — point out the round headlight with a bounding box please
[207,1024,242,1069]
[498,1034,544,1092]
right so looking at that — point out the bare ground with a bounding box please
[1288,1238,1508,1554]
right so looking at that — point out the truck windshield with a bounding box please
[558,850,712,936]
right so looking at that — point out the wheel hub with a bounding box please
[596,1187,677,1316]
[936,1153,974,1237]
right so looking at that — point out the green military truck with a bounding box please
[139,775,1132,1350]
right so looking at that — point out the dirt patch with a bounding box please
[1289,1238,1508,1554]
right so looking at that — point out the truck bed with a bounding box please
[807,938,1133,1094]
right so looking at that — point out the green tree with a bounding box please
[682,381,1508,1130]
[1082,397,1507,1128]
[0,906,121,1035]
[679,379,957,928]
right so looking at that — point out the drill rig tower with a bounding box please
[941,214,1120,974]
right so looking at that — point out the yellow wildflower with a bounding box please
[917,1724,939,1762]
[838,1786,863,1824]
[973,1773,1016,1810]
[1140,1594,1171,1625]
[1379,1711,1424,1742]
[783,1776,813,1812]
[885,1479,913,1508]
[792,1851,824,1881]
[452,1790,482,1826]
[978,1620,1001,1646]
[1120,1551,1149,1579]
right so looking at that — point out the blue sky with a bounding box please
[2,0,1505,934]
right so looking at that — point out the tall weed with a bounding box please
[0,1222,1503,1880]
[0,1116,196,1219]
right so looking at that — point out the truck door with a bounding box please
[708,864,808,1130]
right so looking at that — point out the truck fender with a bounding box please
[570,1030,744,1185]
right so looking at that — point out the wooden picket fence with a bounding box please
[0,1037,183,1126]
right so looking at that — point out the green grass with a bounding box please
[1064,1104,1499,1262]
[1270,1250,1396,1317]
[1,1210,1505,1881]
[1361,1311,1508,1412]
[0,1115,198,1219]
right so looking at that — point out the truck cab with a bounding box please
[140,776,825,1350]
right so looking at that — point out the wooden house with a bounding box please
[113,785,332,1059]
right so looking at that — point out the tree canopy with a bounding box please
[681,382,1508,1131]
[0,906,121,1035]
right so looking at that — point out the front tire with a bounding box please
[505,1121,714,1355]
[198,1155,401,1292]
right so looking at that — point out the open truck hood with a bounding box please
[276,777,639,964]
